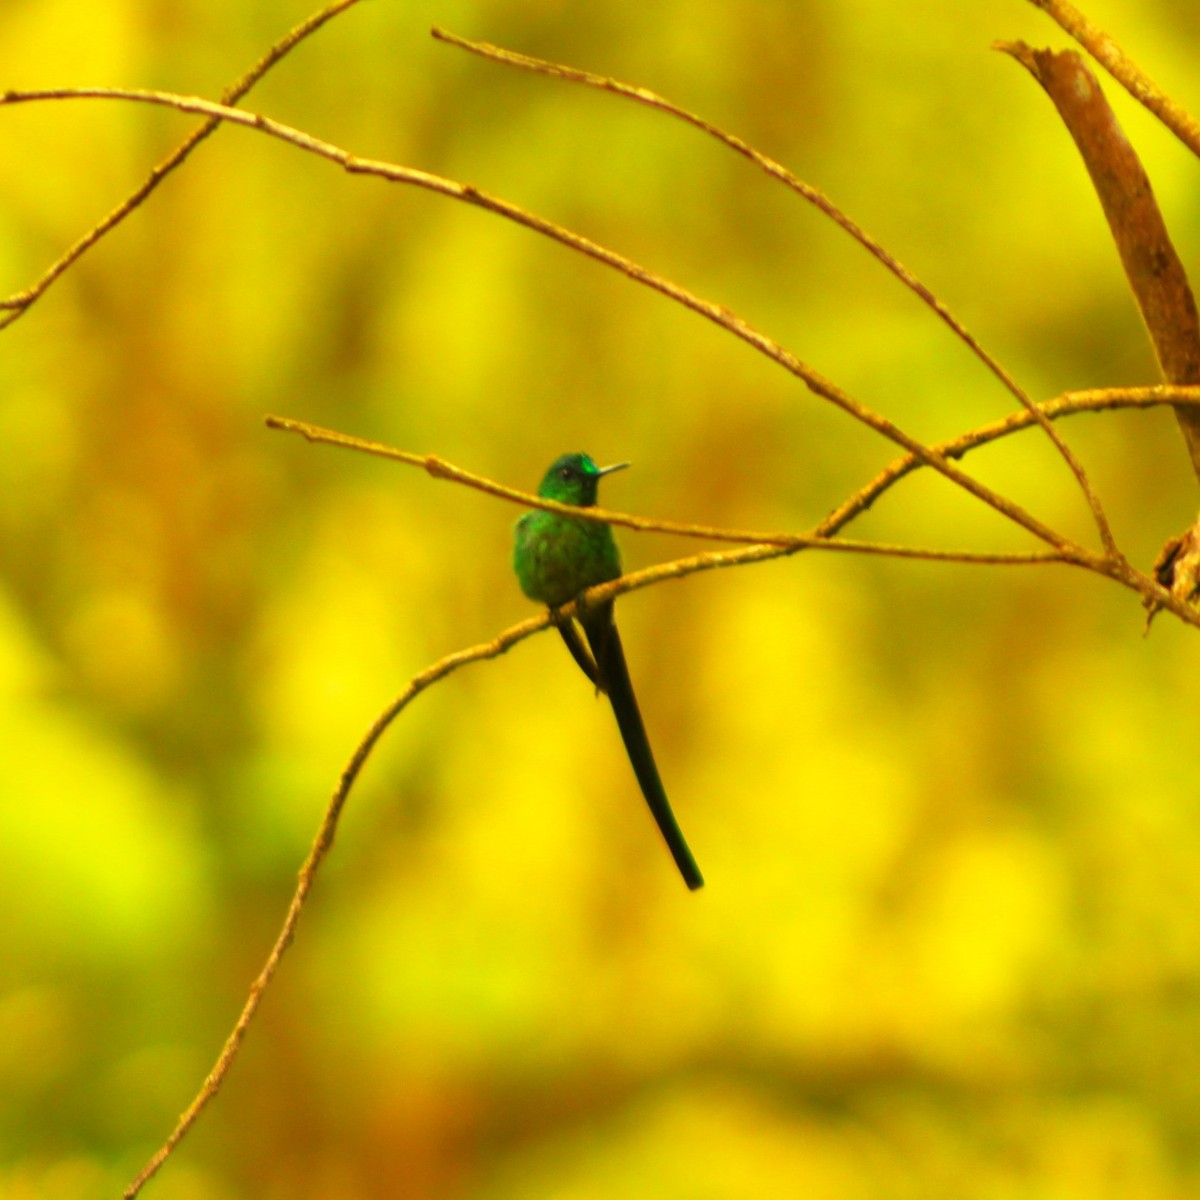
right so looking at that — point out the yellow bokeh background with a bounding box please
[3,0,1200,1196]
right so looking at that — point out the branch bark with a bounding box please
[1025,0,1200,159]
[0,0,367,330]
[0,84,1073,552]
[999,42,1200,480]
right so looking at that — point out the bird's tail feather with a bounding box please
[584,609,704,890]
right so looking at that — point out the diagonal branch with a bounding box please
[113,524,1073,1195]
[269,388,1200,552]
[131,376,1200,1194]
[122,609,550,1198]
[124,425,1200,1192]
[0,0,366,331]
[266,411,1071,565]
[261,404,1200,623]
[9,12,1192,1198]
[999,42,1200,482]
[1025,0,1200,160]
[430,26,1118,556]
[0,84,1074,554]
[823,384,1200,534]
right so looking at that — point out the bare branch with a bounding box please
[121,410,1200,1194]
[0,84,1074,554]
[263,405,1200,626]
[14,20,1193,1198]
[263,408,1200,623]
[266,412,1075,566]
[999,43,1200,481]
[132,377,1200,1194]
[430,29,1021,401]
[823,384,1200,534]
[0,0,366,330]
[269,383,1200,551]
[116,489,1094,1194]
[431,26,1119,557]
[265,413,804,545]
[123,608,551,1198]
[1025,0,1200,160]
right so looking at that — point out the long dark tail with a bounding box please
[584,606,704,890]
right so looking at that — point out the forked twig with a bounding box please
[136,372,1200,1191]
[268,384,1200,547]
[824,384,1200,532]
[429,28,1119,555]
[131,374,1200,1193]
[0,0,366,330]
[261,408,1200,628]
[266,413,1076,565]
[117,508,1060,1195]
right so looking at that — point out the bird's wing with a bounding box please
[555,616,604,692]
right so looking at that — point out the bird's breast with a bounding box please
[514,513,621,607]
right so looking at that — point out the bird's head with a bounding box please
[536,453,629,506]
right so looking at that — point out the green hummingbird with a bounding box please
[513,452,703,891]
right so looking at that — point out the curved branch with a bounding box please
[1025,0,1200,160]
[9,17,1191,1199]
[270,383,1200,548]
[999,42,1200,485]
[129,380,1200,1194]
[123,609,550,1198]
[0,85,1073,553]
[823,384,1200,534]
[121,478,1200,1194]
[267,412,1070,564]
[0,0,366,330]
[120,509,1094,1189]
[430,26,1118,557]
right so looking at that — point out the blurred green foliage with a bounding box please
[2,0,1200,1196]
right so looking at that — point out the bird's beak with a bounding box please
[597,461,630,476]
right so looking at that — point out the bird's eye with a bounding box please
[558,466,573,480]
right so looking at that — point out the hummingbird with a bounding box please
[513,452,703,890]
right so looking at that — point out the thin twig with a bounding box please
[823,384,1200,534]
[0,0,366,330]
[116,504,1092,1194]
[262,406,1200,625]
[268,390,1200,555]
[266,412,1070,565]
[268,383,1200,548]
[0,85,1075,555]
[265,406,1200,619]
[131,377,1200,1193]
[4,14,1188,1197]
[123,610,550,1198]
[266,412,800,544]
[430,26,1119,557]
[1025,0,1200,160]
